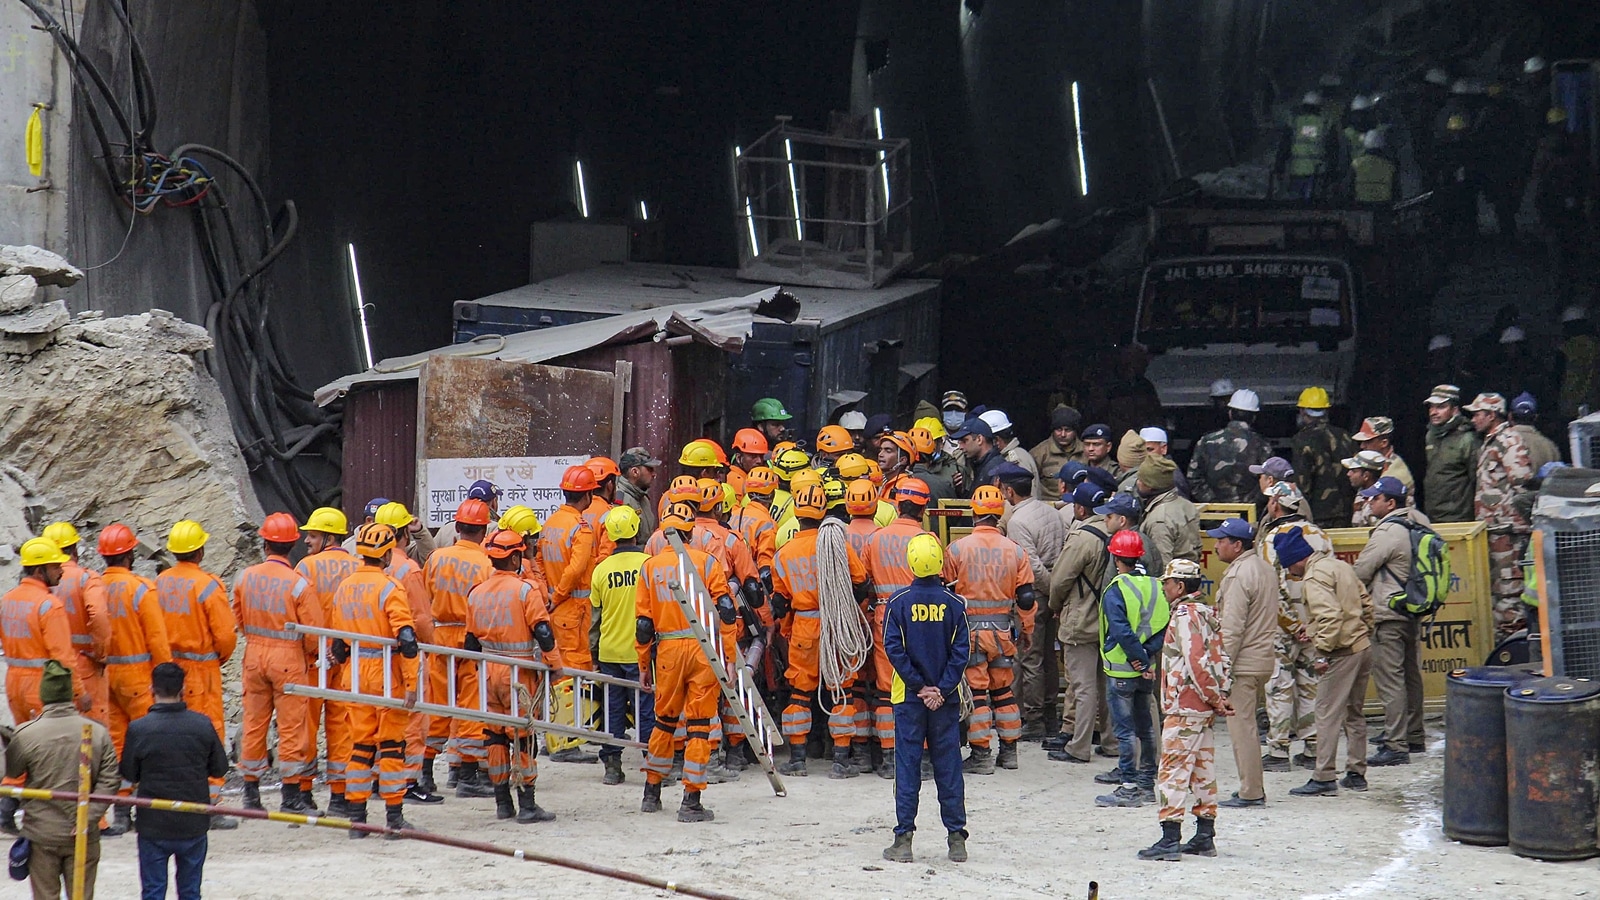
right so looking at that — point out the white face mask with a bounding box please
[942,411,966,431]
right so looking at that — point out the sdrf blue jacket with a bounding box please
[884,575,970,703]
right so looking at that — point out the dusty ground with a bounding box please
[70,722,1595,900]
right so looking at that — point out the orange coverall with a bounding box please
[636,546,727,791]
[584,498,619,566]
[329,568,419,806]
[388,545,435,784]
[772,529,868,749]
[297,548,361,794]
[1,578,84,723]
[101,566,172,756]
[947,524,1035,748]
[539,506,597,672]
[690,518,761,750]
[422,539,491,765]
[467,571,562,788]
[54,560,111,725]
[863,518,950,748]
[845,518,879,558]
[156,560,239,801]
[232,555,322,785]
[729,502,777,573]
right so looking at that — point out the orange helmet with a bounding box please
[746,467,777,496]
[585,456,621,481]
[846,479,878,516]
[835,452,871,479]
[98,523,140,557]
[772,441,799,458]
[696,478,723,513]
[894,478,932,508]
[881,431,918,463]
[866,459,884,485]
[455,499,492,526]
[667,475,700,503]
[484,529,527,559]
[560,465,598,492]
[726,466,748,499]
[816,425,854,454]
[907,427,937,457]
[256,513,300,545]
[793,483,827,519]
[971,485,1005,517]
[662,501,697,532]
[732,428,770,456]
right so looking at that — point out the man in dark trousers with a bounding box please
[881,534,971,864]
[120,662,229,900]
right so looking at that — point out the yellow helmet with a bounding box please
[913,416,947,440]
[907,533,945,578]
[166,520,210,555]
[678,441,723,469]
[1297,386,1331,410]
[20,537,70,567]
[1547,107,1568,126]
[41,521,81,549]
[374,501,416,529]
[355,522,397,559]
[823,478,848,509]
[720,483,738,514]
[301,506,349,536]
[1446,113,1467,132]
[835,452,871,479]
[604,505,641,541]
[790,468,824,492]
[771,448,812,478]
[498,505,543,538]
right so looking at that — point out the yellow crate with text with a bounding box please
[929,499,973,546]
[543,678,600,753]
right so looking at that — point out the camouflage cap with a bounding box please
[1161,558,1204,581]
[1264,480,1305,509]
[1464,392,1507,415]
[1425,384,1462,406]
[1351,416,1394,441]
[1341,449,1388,472]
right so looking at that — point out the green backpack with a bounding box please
[1384,519,1451,618]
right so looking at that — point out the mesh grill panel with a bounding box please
[1553,529,1600,679]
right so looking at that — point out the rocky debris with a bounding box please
[1189,161,1273,199]
[0,274,38,314]
[0,244,84,287]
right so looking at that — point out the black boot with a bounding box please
[347,800,369,839]
[516,785,555,823]
[777,743,808,777]
[280,783,313,814]
[995,741,1019,770]
[829,746,860,779]
[104,804,134,836]
[1137,820,1183,861]
[849,742,872,774]
[494,783,516,820]
[876,748,896,780]
[299,784,320,813]
[384,802,415,840]
[242,781,265,812]
[962,744,996,775]
[641,781,663,813]
[454,762,496,799]
[328,791,349,818]
[446,765,460,789]
[0,797,17,836]
[1181,816,1217,857]
[676,789,715,823]
[602,755,625,785]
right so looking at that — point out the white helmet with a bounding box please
[1562,305,1588,323]
[1525,56,1547,75]
[1362,129,1387,150]
[1350,94,1374,111]
[978,409,1014,433]
[1139,427,1168,443]
[1302,91,1323,106]
[1428,334,1454,351]
[1209,378,1236,398]
[1425,68,1451,86]
[1319,74,1343,88]
[1499,326,1526,344]
[1227,389,1261,413]
[1451,79,1475,95]
[838,410,868,431]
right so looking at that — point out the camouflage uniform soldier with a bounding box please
[1256,483,1330,771]
[1290,388,1355,528]
[1351,417,1414,496]
[1139,559,1232,862]
[1342,450,1391,526]
[1466,393,1534,637]
[1186,389,1274,504]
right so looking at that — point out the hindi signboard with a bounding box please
[421,456,590,530]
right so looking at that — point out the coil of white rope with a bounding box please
[815,518,871,708]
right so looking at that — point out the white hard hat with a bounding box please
[838,410,867,431]
[1319,74,1343,88]
[1228,389,1261,412]
[1562,305,1588,323]
[1428,334,1454,351]
[1209,378,1235,398]
[1425,68,1450,86]
[1139,427,1168,443]
[1302,91,1322,106]
[1451,79,1474,95]
[978,409,1014,433]
[1525,56,1547,75]
[1362,129,1387,150]
[1499,326,1526,344]
[1350,94,1374,111]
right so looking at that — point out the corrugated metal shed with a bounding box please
[340,381,418,523]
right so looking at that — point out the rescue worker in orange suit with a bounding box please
[648,477,704,553]
[730,428,771,485]
[636,501,729,822]
[876,432,919,502]
[947,486,1038,774]
[539,466,607,765]
[96,523,171,836]
[375,501,444,805]
[695,481,766,780]
[582,457,620,565]
[0,538,86,835]
[467,530,562,823]
[863,478,951,778]
[423,499,494,797]
[731,467,779,602]
[232,512,323,815]
[330,523,421,839]
[41,522,111,727]
[155,519,240,829]
[845,479,882,557]
[295,507,361,815]
[772,483,872,779]
[497,505,548,592]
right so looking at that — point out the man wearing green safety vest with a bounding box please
[1093,530,1171,809]
[1277,92,1333,201]
[1351,130,1398,204]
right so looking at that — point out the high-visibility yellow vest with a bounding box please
[1099,572,1171,678]
[1289,113,1328,177]
[1353,153,1396,203]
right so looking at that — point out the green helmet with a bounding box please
[751,397,792,422]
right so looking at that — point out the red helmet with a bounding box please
[256,513,300,545]
[585,456,621,481]
[560,465,599,492]
[455,499,493,526]
[98,523,140,557]
[1109,529,1145,559]
[894,477,932,508]
[731,428,770,456]
[971,486,1005,517]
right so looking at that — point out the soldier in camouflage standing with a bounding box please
[1290,387,1355,528]
[1351,417,1414,495]
[1187,389,1274,504]
[1342,450,1389,526]
[1466,393,1535,637]
[1422,385,1480,523]
[1256,483,1331,772]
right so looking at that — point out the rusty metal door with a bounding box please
[416,355,618,459]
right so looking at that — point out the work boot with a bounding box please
[383,803,415,840]
[1288,778,1339,797]
[829,746,859,779]
[676,790,715,823]
[724,744,749,773]
[706,748,741,784]
[454,762,496,799]
[494,783,516,820]
[300,784,320,812]
[1408,740,1427,755]
[882,832,914,863]
[849,741,872,774]
[1181,816,1217,857]
[963,745,995,775]
[280,783,313,814]
[550,746,599,764]
[1218,792,1265,809]
[1260,753,1290,773]
[328,791,349,818]
[1041,732,1070,752]
[1048,750,1090,764]
[347,801,369,839]
[641,781,663,814]
[209,814,239,831]
[1137,821,1183,861]
[1094,767,1126,785]
[0,797,17,836]
[446,765,460,790]
[1095,784,1147,808]
[516,785,555,823]
[666,750,685,782]
[947,831,968,862]
[876,749,896,780]
[1018,720,1046,742]
[602,755,626,785]
[1292,752,1317,770]
[1339,772,1369,792]
[1367,747,1411,767]
[777,743,809,777]
[104,804,134,836]
[995,741,1019,770]
[241,780,265,812]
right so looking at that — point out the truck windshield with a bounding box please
[1138,259,1353,348]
